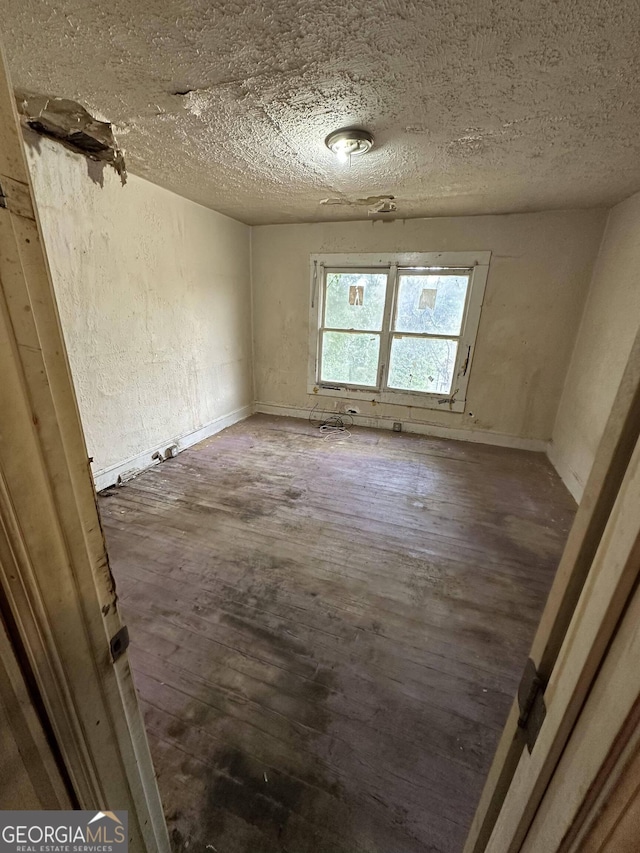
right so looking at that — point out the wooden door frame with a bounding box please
[0,39,169,851]
[464,326,640,850]
[487,428,640,850]
[520,511,640,852]
[0,606,72,809]
[564,696,640,852]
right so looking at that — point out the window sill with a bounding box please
[308,383,467,413]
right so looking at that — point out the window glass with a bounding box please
[324,272,387,331]
[394,274,469,335]
[321,331,380,387]
[387,336,458,394]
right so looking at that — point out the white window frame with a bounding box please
[308,252,490,413]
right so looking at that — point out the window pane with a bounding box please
[387,336,458,394]
[324,272,387,331]
[394,273,469,335]
[321,331,380,387]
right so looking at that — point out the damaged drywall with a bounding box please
[16,92,127,184]
[320,194,397,216]
[319,195,395,207]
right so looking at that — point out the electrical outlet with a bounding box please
[393,422,402,432]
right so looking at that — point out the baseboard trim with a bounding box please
[94,402,555,492]
[92,405,253,491]
[253,402,549,453]
[546,442,585,503]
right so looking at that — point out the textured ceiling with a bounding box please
[3,0,640,224]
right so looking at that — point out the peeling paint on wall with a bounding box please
[16,92,127,184]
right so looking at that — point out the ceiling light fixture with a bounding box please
[325,128,374,164]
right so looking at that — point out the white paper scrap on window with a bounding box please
[349,285,365,306]
[418,287,437,310]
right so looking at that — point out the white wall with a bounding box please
[26,135,252,486]
[251,212,605,446]
[549,192,640,501]
[28,133,628,493]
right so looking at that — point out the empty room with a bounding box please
[1,3,640,853]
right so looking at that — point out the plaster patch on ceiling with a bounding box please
[368,197,397,216]
[16,91,127,184]
[3,0,640,223]
[320,194,395,207]
[180,88,214,119]
[319,194,397,217]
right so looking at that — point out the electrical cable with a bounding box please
[308,403,353,440]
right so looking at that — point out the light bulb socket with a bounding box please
[325,128,374,160]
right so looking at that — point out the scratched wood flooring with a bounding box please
[99,414,576,853]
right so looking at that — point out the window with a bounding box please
[308,252,490,412]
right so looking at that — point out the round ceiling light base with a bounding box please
[325,128,374,162]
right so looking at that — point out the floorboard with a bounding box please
[99,415,576,853]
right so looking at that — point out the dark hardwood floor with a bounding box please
[99,415,576,853]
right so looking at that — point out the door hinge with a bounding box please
[517,658,547,753]
[109,625,130,663]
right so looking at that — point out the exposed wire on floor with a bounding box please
[308,404,353,441]
[319,421,352,441]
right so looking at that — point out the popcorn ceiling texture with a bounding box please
[3,0,640,224]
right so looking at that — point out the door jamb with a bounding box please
[464,327,640,851]
[0,37,169,852]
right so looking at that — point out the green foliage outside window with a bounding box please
[319,271,469,394]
